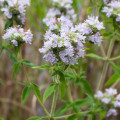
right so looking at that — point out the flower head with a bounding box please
[0,0,30,24]
[102,0,120,22]
[95,88,120,117]
[3,26,33,46]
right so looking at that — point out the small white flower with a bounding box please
[116,94,120,101]
[114,101,120,108]
[95,91,103,99]
[3,26,33,46]
[11,40,18,46]
[101,98,111,104]
[107,109,117,117]
[106,88,117,97]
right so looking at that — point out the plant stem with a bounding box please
[111,79,120,88]
[54,111,89,119]
[100,44,106,57]
[96,38,115,91]
[110,55,120,61]
[67,85,73,102]
[88,115,92,120]
[20,51,50,117]
[50,89,58,118]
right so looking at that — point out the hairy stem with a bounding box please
[50,89,58,118]
[110,55,120,61]
[96,38,115,91]
[67,85,73,102]
[100,44,106,57]
[111,79,120,88]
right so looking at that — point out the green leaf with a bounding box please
[21,86,32,104]
[23,59,36,67]
[110,62,120,74]
[0,79,5,86]
[7,50,17,63]
[12,62,21,79]
[74,98,91,108]
[100,111,107,120]
[27,116,49,120]
[32,65,52,70]
[43,84,57,103]
[79,79,94,98]
[5,20,13,29]
[18,82,28,86]
[55,98,90,117]
[86,53,104,60]
[66,114,77,120]
[59,83,66,99]
[87,7,94,14]
[55,106,67,117]
[105,73,119,87]
[31,83,42,102]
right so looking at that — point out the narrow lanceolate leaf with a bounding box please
[55,98,90,117]
[86,53,104,60]
[31,83,42,102]
[110,62,120,75]
[79,79,94,98]
[66,114,77,120]
[12,62,21,79]
[59,83,66,99]
[105,73,119,87]
[23,59,36,67]
[43,84,57,103]
[32,65,52,70]
[21,86,32,104]
[27,116,49,120]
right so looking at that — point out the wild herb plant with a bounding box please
[0,0,120,120]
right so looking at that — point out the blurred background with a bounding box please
[0,0,120,120]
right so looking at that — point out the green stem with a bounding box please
[50,89,58,118]
[88,115,92,120]
[54,111,89,119]
[100,44,106,57]
[111,79,120,88]
[20,51,50,117]
[96,38,115,91]
[67,85,73,102]
[110,55,120,61]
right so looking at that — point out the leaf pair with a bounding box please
[21,83,42,105]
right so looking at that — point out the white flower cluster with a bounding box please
[39,16,104,65]
[2,26,33,46]
[102,0,120,22]
[43,0,76,29]
[95,88,120,117]
[75,16,104,45]
[0,0,30,24]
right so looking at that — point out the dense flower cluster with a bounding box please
[43,0,76,29]
[102,0,120,22]
[39,16,104,65]
[2,26,33,46]
[0,0,30,24]
[75,16,104,45]
[95,88,120,117]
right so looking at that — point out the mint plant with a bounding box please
[1,0,120,120]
